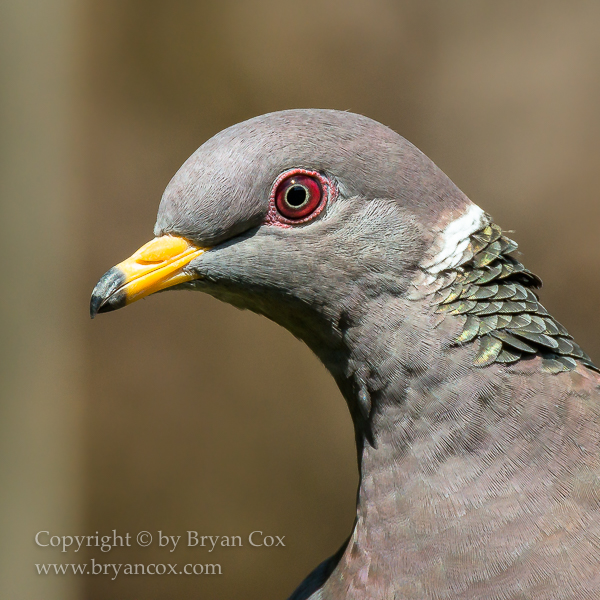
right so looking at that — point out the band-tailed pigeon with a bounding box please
[91,109,600,599]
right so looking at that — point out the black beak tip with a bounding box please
[90,267,127,319]
[90,294,102,319]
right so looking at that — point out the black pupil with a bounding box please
[286,185,308,207]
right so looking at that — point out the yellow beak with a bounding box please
[90,235,207,317]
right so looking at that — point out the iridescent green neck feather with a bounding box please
[423,222,597,373]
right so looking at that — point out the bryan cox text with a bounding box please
[187,531,285,551]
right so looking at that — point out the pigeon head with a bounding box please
[91,109,479,361]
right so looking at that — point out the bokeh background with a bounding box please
[2,1,600,598]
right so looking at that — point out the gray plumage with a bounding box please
[91,109,600,599]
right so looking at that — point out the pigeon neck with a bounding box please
[316,292,472,450]
[310,293,489,590]
[312,284,596,595]
[315,218,593,449]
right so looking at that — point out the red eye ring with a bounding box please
[267,169,331,225]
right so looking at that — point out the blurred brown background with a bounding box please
[2,1,600,598]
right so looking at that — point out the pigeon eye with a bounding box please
[275,174,323,220]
